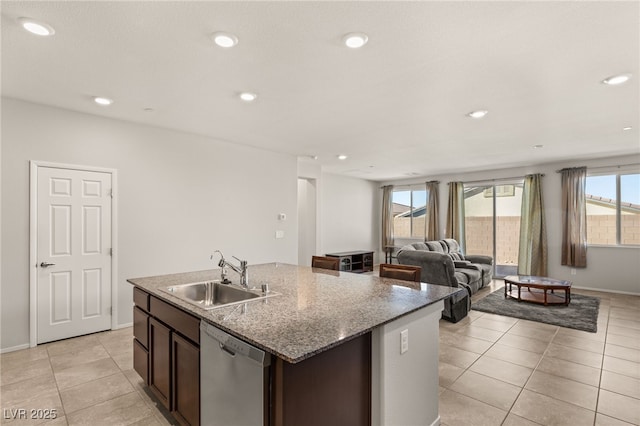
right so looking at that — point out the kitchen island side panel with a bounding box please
[371,301,443,426]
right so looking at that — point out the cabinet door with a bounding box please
[339,257,352,271]
[149,317,172,409]
[363,252,374,272]
[172,333,200,426]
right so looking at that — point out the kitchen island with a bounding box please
[129,262,460,426]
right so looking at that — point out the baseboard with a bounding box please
[571,285,640,296]
[114,322,133,330]
[0,343,30,354]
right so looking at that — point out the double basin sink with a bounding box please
[161,280,279,310]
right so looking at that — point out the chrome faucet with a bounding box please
[211,251,249,288]
[211,250,231,284]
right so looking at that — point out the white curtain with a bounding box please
[518,174,548,276]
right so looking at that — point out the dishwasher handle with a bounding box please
[201,321,271,366]
[219,343,236,357]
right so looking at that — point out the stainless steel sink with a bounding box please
[160,281,278,310]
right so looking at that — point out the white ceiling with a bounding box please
[2,1,638,181]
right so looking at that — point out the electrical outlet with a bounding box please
[400,329,409,354]
[571,268,576,275]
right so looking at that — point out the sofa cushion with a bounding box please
[425,241,445,253]
[441,239,463,256]
[449,252,464,261]
[454,270,470,284]
[411,242,429,251]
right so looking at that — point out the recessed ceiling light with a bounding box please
[533,144,544,149]
[337,154,348,160]
[18,17,55,36]
[143,107,154,112]
[239,92,257,102]
[343,33,368,48]
[467,110,488,119]
[310,155,319,160]
[602,74,631,86]
[623,126,632,131]
[93,97,113,106]
[212,32,238,48]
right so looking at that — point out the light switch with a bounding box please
[275,230,284,239]
[400,329,409,354]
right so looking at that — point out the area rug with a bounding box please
[471,289,600,332]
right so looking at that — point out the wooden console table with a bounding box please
[326,251,374,273]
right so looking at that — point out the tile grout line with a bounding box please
[44,344,69,424]
[497,319,556,426]
[592,301,610,426]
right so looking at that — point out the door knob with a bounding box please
[39,262,56,268]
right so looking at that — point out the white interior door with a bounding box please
[36,166,112,344]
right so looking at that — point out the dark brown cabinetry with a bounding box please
[133,286,372,426]
[270,332,371,426]
[133,287,200,426]
[325,251,374,273]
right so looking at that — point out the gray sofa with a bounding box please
[397,239,493,322]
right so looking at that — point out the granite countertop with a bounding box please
[128,262,460,363]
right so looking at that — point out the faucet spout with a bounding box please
[211,250,231,284]
[215,254,249,288]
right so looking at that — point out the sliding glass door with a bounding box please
[463,182,524,278]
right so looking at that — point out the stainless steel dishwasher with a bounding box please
[200,321,271,426]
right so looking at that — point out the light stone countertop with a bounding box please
[128,262,460,363]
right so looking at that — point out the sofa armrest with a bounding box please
[455,262,481,272]
[453,260,471,268]
[465,254,493,266]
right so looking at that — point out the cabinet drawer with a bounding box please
[134,287,150,312]
[133,306,149,348]
[150,296,200,345]
[133,338,149,385]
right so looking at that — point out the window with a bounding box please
[392,187,426,239]
[586,172,640,246]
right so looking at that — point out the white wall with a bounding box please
[320,173,380,262]
[297,178,317,266]
[385,155,640,295]
[1,98,298,351]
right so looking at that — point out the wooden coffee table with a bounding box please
[504,275,572,306]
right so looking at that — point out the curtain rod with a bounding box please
[555,163,640,173]
[447,174,543,185]
[380,181,440,189]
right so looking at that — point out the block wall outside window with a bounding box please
[466,216,520,266]
[587,214,640,245]
[586,172,640,246]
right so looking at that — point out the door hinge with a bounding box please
[109,248,113,256]
[108,189,113,198]
[109,307,112,315]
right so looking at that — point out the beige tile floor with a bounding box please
[439,281,640,426]
[1,281,639,425]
